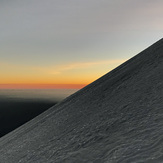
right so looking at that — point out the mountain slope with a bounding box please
[0,38,163,163]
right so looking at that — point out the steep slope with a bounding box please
[0,38,163,163]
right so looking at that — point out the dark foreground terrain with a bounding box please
[0,38,163,163]
[0,98,56,137]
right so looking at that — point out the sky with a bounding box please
[0,0,163,89]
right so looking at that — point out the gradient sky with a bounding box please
[0,0,163,88]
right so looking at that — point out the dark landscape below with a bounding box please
[0,39,163,162]
[0,97,56,138]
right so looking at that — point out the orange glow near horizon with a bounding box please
[0,84,87,89]
[0,59,126,89]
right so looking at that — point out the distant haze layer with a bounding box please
[0,88,78,102]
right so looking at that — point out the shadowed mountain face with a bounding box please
[0,39,163,162]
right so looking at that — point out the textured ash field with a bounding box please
[0,39,163,162]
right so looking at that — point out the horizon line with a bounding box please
[0,84,87,89]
